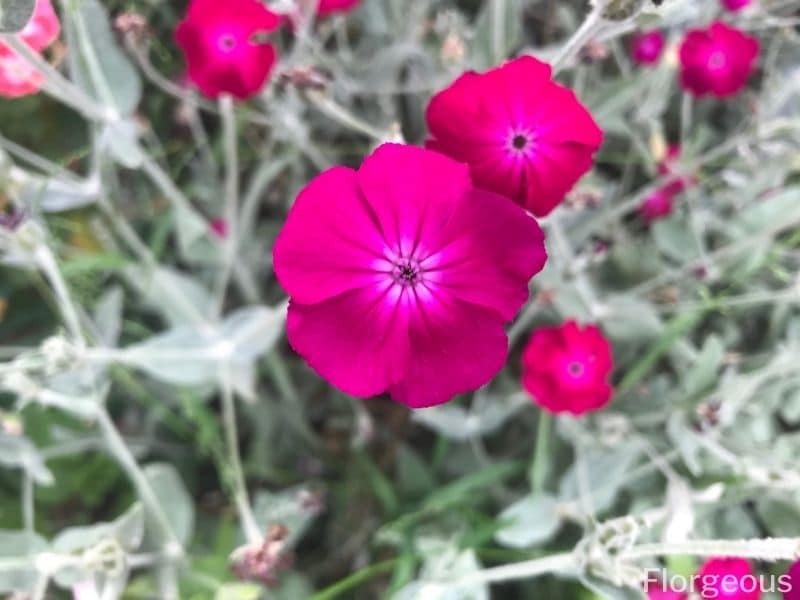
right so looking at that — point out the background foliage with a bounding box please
[2,0,800,598]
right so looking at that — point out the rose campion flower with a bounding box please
[521,321,614,415]
[426,56,603,218]
[631,30,666,66]
[648,587,687,600]
[721,0,754,11]
[639,186,675,224]
[679,21,760,98]
[318,0,361,16]
[175,0,281,100]
[273,144,547,408]
[695,557,761,600]
[0,0,61,98]
[783,560,800,600]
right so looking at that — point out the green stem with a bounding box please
[307,559,399,600]
[529,412,552,492]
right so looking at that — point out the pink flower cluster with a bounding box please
[630,21,760,99]
[0,0,60,98]
[176,0,362,100]
[274,54,608,408]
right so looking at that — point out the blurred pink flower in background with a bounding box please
[721,0,754,11]
[426,56,603,217]
[317,0,361,16]
[679,21,759,98]
[639,187,675,224]
[175,0,281,100]
[521,320,614,415]
[695,557,762,600]
[0,0,60,98]
[784,560,800,600]
[273,144,547,408]
[630,30,666,66]
[209,218,229,239]
[648,587,687,600]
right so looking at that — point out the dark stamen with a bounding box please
[512,134,528,150]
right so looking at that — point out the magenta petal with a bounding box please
[389,297,508,408]
[356,144,472,254]
[428,188,546,320]
[273,166,387,304]
[287,287,410,398]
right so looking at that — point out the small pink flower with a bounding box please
[0,0,60,98]
[175,0,281,100]
[695,557,761,600]
[426,56,603,217]
[317,0,361,16]
[784,560,800,600]
[630,30,666,66]
[18,0,60,51]
[658,144,696,195]
[679,21,759,98]
[521,321,614,415]
[721,0,754,11]
[273,144,547,408]
[209,218,229,239]
[639,186,675,224]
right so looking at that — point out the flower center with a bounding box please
[393,260,420,286]
[567,361,585,377]
[506,129,536,156]
[512,134,528,149]
[707,50,726,70]
[218,34,237,52]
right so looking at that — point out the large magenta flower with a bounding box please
[679,22,759,98]
[0,0,60,98]
[630,30,666,66]
[273,144,547,408]
[318,0,361,16]
[426,56,603,218]
[695,558,761,600]
[175,0,281,100]
[521,321,613,415]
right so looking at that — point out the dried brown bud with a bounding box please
[230,525,294,587]
[114,12,152,44]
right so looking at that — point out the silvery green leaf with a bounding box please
[473,0,523,68]
[652,217,700,264]
[0,433,53,485]
[0,0,35,33]
[63,0,142,116]
[683,336,724,399]
[99,119,144,169]
[666,412,703,476]
[125,266,214,328]
[412,393,528,440]
[604,296,663,343]
[52,503,144,588]
[394,546,487,600]
[756,498,800,537]
[558,441,643,513]
[19,175,100,213]
[143,464,194,546]
[253,486,321,547]
[734,187,800,234]
[495,493,561,549]
[0,530,47,593]
[93,286,123,348]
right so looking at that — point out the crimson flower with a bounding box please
[695,557,761,600]
[426,56,603,218]
[783,560,800,600]
[0,0,60,98]
[175,0,281,100]
[521,321,613,415]
[639,187,675,224]
[273,144,547,408]
[721,0,754,11]
[679,21,759,98]
[318,0,361,16]
[630,30,666,66]
[648,588,687,600]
